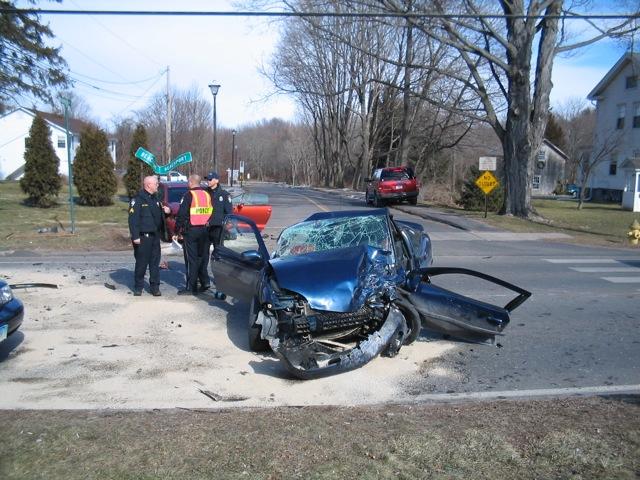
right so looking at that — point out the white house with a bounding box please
[586,51,640,207]
[0,107,116,180]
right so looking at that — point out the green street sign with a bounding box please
[155,152,192,174]
[134,148,192,174]
[134,147,157,169]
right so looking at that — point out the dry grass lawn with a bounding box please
[0,396,638,479]
[0,181,131,251]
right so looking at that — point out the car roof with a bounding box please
[304,208,388,222]
[160,181,188,186]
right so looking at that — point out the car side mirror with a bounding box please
[241,249,264,265]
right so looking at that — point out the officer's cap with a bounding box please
[205,171,220,180]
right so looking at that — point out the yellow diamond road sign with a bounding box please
[475,171,499,195]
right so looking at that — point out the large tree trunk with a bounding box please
[499,0,560,217]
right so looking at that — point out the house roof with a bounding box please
[0,106,94,135]
[36,109,94,135]
[620,157,640,170]
[543,139,568,160]
[587,51,640,100]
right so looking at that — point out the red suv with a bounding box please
[365,166,419,207]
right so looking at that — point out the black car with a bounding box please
[212,209,530,379]
[0,280,24,343]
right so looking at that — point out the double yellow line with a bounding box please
[288,191,330,212]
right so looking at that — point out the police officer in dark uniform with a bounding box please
[176,174,213,295]
[196,171,231,300]
[204,171,232,258]
[128,175,170,296]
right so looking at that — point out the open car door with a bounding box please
[210,214,269,303]
[405,267,531,343]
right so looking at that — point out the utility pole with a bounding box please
[60,96,76,234]
[165,66,172,165]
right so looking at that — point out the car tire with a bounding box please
[395,296,421,345]
[408,197,417,205]
[248,297,270,352]
[373,193,384,208]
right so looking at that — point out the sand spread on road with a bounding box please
[1,268,453,409]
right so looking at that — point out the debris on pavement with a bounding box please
[197,389,249,402]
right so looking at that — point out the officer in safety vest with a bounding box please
[175,174,213,295]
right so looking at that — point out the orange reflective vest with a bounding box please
[189,189,213,226]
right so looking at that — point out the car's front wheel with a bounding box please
[248,297,270,352]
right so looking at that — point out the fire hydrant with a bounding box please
[628,219,640,245]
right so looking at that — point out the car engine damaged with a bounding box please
[212,209,531,380]
[268,306,408,380]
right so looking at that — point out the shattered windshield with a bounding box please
[274,214,392,258]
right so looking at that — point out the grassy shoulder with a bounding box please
[0,181,131,251]
[432,198,640,247]
[0,396,638,479]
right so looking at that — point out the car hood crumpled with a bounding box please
[268,245,401,313]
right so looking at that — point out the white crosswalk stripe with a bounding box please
[570,267,640,273]
[544,258,640,284]
[601,277,640,283]
[544,258,618,264]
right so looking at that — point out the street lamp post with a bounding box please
[208,83,220,172]
[231,129,236,187]
[60,96,76,234]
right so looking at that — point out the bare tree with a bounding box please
[264,0,476,191]
[370,0,637,218]
[51,90,94,123]
[135,85,212,173]
[555,98,595,184]
[577,129,622,209]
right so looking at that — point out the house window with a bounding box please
[532,175,541,190]
[57,136,66,148]
[609,160,617,176]
[616,104,626,129]
[634,102,640,128]
[626,76,638,89]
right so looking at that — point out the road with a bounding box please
[0,182,638,408]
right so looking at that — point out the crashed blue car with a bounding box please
[212,209,530,380]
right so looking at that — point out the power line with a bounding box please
[70,69,165,86]
[67,0,163,68]
[70,77,159,99]
[115,74,165,116]
[5,9,639,20]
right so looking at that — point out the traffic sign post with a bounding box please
[475,170,500,218]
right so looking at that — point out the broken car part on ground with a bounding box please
[212,209,531,380]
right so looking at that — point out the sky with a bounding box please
[25,0,635,129]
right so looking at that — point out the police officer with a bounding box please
[128,175,170,296]
[176,174,213,295]
[204,171,232,257]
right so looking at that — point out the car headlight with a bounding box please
[0,285,14,305]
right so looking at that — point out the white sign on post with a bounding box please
[479,156,497,171]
